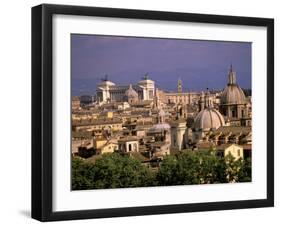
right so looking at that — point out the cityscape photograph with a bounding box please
[71,34,252,190]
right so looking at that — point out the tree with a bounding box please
[157,150,227,186]
[72,153,155,190]
[237,157,252,182]
[223,155,251,183]
[157,150,251,186]
[223,154,243,182]
[72,151,252,190]
[72,157,96,190]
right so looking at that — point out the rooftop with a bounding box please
[72,131,93,139]
[118,136,139,142]
[215,126,251,134]
[73,118,123,126]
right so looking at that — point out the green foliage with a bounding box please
[72,153,155,190]
[237,157,252,182]
[157,150,228,185]
[72,157,96,190]
[72,151,252,190]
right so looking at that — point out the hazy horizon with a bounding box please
[71,34,252,96]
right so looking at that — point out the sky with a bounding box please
[71,34,251,96]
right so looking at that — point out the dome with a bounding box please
[220,84,246,105]
[220,65,246,105]
[125,84,138,99]
[149,122,171,133]
[193,108,225,130]
[149,108,170,133]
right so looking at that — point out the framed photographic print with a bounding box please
[31,4,274,221]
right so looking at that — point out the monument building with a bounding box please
[96,74,155,104]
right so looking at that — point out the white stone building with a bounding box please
[96,75,155,104]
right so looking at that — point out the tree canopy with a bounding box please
[72,150,251,190]
[72,153,155,190]
[157,151,251,185]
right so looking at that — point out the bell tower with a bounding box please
[177,78,183,93]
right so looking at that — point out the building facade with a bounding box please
[96,75,155,104]
[163,79,201,105]
[171,118,187,150]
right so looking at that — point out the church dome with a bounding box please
[149,123,171,132]
[125,84,138,99]
[149,108,170,133]
[221,85,246,105]
[193,108,225,130]
[220,65,246,105]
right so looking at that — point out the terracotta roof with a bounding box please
[72,131,93,139]
[151,141,169,147]
[196,141,215,149]
[73,118,122,126]
[130,100,153,106]
[214,126,251,135]
[118,136,139,142]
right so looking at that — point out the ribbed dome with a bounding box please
[149,123,171,133]
[125,84,138,98]
[220,84,246,105]
[220,65,246,105]
[194,108,225,130]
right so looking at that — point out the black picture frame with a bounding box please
[32,3,274,222]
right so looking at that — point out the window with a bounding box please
[237,149,240,156]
